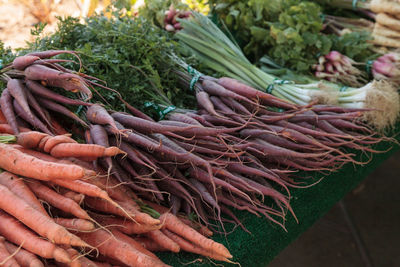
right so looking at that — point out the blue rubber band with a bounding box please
[340,86,348,92]
[266,84,274,94]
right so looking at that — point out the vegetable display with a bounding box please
[0,1,398,266]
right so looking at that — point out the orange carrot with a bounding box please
[77,229,170,267]
[162,229,231,262]
[50,143,123,158]
[26,180,90,220]
[4,241,44,267]
[0,184,89,248]
[62,191,85,205]
[135,237,169,252]
[178,217,213,237]
[0,235,20,267]
[0,211,71,263]
[109,229,160,260]
[89,213,161,235]
[54,218,95,232]
[116,200,161,226]
[42,135,76,153]
[0,172,47,215]
[51,179,111,202]
[85,197,160,226]
[84,175,137,202]
[0,143,96,180]
[160,213,232,259]
[0,124,30,134]
[15,131,48,149]
[145,230,180,253]
[56,248,81,267]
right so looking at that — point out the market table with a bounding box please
[158,132,399,266]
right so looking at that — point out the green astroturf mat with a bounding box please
[157,131,399,267]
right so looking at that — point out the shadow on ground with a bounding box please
[269,151,400,267]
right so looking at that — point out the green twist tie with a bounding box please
[187,66,203,91]
[366,60,374,75]
[0,59,3,70]
[320,13,325,22]
[340,86,348,92]
[144,101,176,120]
[76,105,84,115]
[266,79,293,94]
[266,84,274,94]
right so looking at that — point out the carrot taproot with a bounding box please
[159,213,232,259]
[13,100,53,135]
[26,180,90,220]
[0,211,71,263]
[178,217,213,237]
[25,89,52,128]
[76,229,170,267]
[7,79,33,120]
[86,105,119,133]
[42,134,76,153]
[26,50,78,59]
[0,143,95,180]
[12,55,40,70]
[196,91,220,117]
[0,172,47,215]
[135,237,168,252]
[62,191,85,205]
[89,213,161,234]
[4,241,44,267]
[54,218,95,232]
[0,89,20,134]
[25,80,91,107]
[0,235,21,267]
[51,179,111,201]
[15,131,48,149]
[161,229,231,262]
[145,230,180,253]
[0,184,90,247]
[109,229,160,260]
[0,124,30,134]
[50,143,123,158]
[217,77,297,109]
[36,97,89,128]
[58,248,81,267]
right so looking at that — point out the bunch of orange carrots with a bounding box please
[0,130,232,266]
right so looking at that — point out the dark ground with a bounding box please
[269,151,400,267]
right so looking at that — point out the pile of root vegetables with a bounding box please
[0,131,231,266]
[0,50,391,266]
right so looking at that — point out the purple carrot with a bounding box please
[13,99,53,135]
[217,77,297,110]
[12,55,40,70]
[36,97,88,128]
[25,89,52,128]
[113,112,244,137]
[196,91,220,117]
[200,114,242,127]
[26,50,79,59]
[86,104,119,132]
[201,79,258,106]
[0,89,19,134]
[169,195,182,215]
[25,79,91,106]
[7,79,33,119]
[220,97,252,116]
[45,78,92,100]
[166,112,203,126]
[220,205,251,233]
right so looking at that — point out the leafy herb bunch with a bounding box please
[28,14,197,113]
[210,0,373,72]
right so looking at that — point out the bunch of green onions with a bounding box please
[175,12,399,129]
